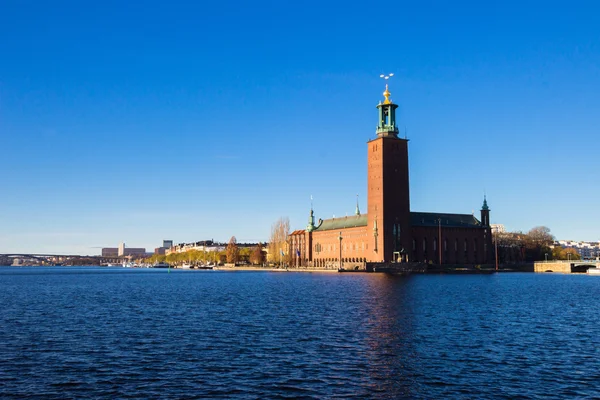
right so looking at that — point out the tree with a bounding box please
[268,217,290,266]
[239,247,252,263]
[250,243,266,265]
[563,247,581,260]
[226,236,240,264]
[527,226,554,244]
[523,226,554,261]
[553,246,581,260]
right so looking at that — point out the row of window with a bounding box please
[413,238,487,253]
[314,242,368,253]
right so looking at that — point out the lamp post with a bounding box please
[438,218,442,265]
[494,226,499,272]
[545,253,548,262]
[338,231,343,271]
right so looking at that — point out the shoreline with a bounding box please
[212,266,339,273]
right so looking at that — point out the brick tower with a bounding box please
[367,84,411,262]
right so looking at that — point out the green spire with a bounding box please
[355,194,361,216]
[306,196,316,232]
[481,195,490,211]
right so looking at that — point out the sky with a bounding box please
[2,0,599,255]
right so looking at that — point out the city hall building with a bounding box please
[289,85,492,269]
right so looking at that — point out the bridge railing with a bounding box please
[537,260,599,263]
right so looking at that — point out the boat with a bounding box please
[181,263,192,269]
[587,267,600,275]
[152,262,171,268]
[196,264,214,270]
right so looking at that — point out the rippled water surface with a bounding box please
[1,267,600,399]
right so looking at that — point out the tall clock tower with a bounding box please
[367,84,411,262]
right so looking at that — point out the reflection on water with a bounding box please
[361,275,418,398]
[1,268,600,399]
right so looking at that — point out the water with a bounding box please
[1,267,599,399]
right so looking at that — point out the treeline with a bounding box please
[144,237,266,266]
[496,226,580,262]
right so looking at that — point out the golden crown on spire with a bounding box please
[379,73,394,104]
[383,84,391,104]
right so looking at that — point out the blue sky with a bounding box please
[2,1,599,254]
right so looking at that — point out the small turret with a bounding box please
[376,82,399,138]
[306,206,316,232]
[480,195,490,226]
[306,196,323,232]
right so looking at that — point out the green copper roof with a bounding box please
[411,212,481,228]
[481,196,490,211]
[315,214,368,231]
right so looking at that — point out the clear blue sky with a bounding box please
[2,1,599,255]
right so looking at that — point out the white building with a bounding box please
[557,240,600,260]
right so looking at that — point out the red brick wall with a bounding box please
[367,136,411,262]
[411,226,493,264]
[310,226,369,267]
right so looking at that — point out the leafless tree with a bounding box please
[268,217,290,266]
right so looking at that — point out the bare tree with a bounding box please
[527,226,554,244]
[268,217,290,266]
[524,226,554,261]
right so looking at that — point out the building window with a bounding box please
[433,238,437,251]
[423,238,427,251]
[412,239,416,251]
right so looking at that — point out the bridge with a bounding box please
[534,260,600,273]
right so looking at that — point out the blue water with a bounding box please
[1,267,599,399]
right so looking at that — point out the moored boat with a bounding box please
[587,267,600,275]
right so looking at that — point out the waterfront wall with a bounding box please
[534,261,600,273]
[534,262,571,273]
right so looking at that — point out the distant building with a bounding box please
[491,224,505,233]
[557,240,600,259]
[117,242,146,257]
[155,247,166,255]
[163,240,173,249]
[165,240,258,255]
[102,248,119,257]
